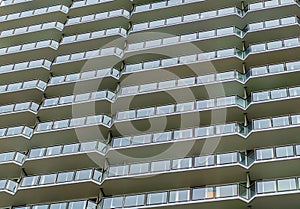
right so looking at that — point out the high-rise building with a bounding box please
[0,0,300,208]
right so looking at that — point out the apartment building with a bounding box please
[0,0,300,208]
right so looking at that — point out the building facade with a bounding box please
[0,0,300,208]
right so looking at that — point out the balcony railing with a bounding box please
[0,5,68,22]
[0,151,25,165]
[65,9,129,26]
[0,22,64,38]
[42,90,115,108]
[0,102,39,115]
[71,0,115,8]
[0,59,51,75]
[0,0,31,6]
[0,126,33,139]
[14,200,97,209]
[0,80,46,94]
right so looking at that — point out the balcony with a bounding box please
[0,102,38,127]
[51,47,123,75]
[130,7,243,36]
[246,60,300,92]
[63,9,130,35]
[23,141,107,175]
[0,80,46,105]
[247,85,300,118]
[14,200,97,209]
[126,27,243,60]
[69,0,132,17]
[0,152,25,178]
[102,152,246,194]
[99,183,246,209]
[58,28,127,55]
[113,96,245,132]
[131,0,241,23]
[0,59,51,85]
[39,90,115,121]
[31,115,112,148]
[244,0,300,24]
[15,169,102,205]
[0,5,68,30]
[46,68,120,96]
[0,126,33,153]
[244,37,300,66]
[243,16,300,45]
[0,22,64,48]
[123,48,243,79]
[0,40,59,65]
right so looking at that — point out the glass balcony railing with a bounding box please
[48,68,120,85]
[14,200,97,209]
[28,141,108,159]
[0,40,59,55]
[120,71,243,96]
[252,113,300,130]
[245,37,300,56]
[112,123,245,148]
[0,179,18,193]
[66,9,129,26]
[34,114,112,133]
[0,151,25,165]
[123,48,242,74]
[0,102,39,115]
[0,5,68,22]
[246,60,300,78]
[0,80,46,93]
[53,47,123,65]
[0,22,64,38]
[0,126,33,139]
[127,27,242,51]
[244,16,299,33]
[42,90,115,108]
[116,96,245,121]
[20,169,102,188]
[61,28,127,45]
[101,183,241,208]
[107,152,245,178]
[0,0,31,6]
[255,144,300,161]
[71,0,115,8]
[131,7,242,32]
[134,0,211,13]
[248,0,297,11]
[0,59,51,75]
[100,175,300,208]
[251,86,300,103]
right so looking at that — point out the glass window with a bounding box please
[80,141,97,152]
[32,205,48,209]
[272,116,289,127]
[156,105,174,115]
[253,118,271,129]
[53,120,69,129]
[169,189,190,203]
[196,99,214,109]
[46,146,62,156]
[50,202,67,209]
[132,134,151,145]
[147,192,167,205]
[269,64,284,73]
[195,126,214,137]
[112,137,131,148]
[174,129,193,140]
[137,107,155,118]
[176,102,194,112]
[44,98,59,107]
[62,144,79,154]
[124,194,145,207]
